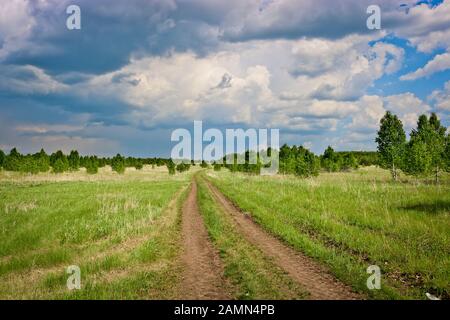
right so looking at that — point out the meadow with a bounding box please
[0,165,448,300]
[0,166,191,299]
[205,167,450,299]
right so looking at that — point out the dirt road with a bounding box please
[204,179,361,300]
[180,182,231,299]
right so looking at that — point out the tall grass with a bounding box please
[206,167,450,299]
[196,178,308,299]
[0,169,192,299]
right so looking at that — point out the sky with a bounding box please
[0,0,449,157]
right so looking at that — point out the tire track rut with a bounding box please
[180,181,231,299]
[205,179,362,300]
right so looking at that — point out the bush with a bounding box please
[52,158,69,173]
[68,150,80,170]
[34,149,50,172]
[200,160,209,168]
[135,161,144,170]
[278,145,319,177]
[176,163,190,173]
[85,157,99,174]
[0,150,5,169]
[166,160,176,175]
[111,154,126,174]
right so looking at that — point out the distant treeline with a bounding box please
[212,146,378,177]
[0,146,378,177]
[4,110,446,180]
[0,148,170,174]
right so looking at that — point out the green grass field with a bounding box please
[0,167,191,299]
[1,166,448,299]
[205,167,450,299]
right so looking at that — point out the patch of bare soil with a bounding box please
[205,180,362,300]
[180,182,231,299]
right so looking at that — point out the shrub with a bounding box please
[85,157,99,174]
[52,158,69,173]
[176,163,190,173]
[200,160,209,168]
[111,154,126,174]
[135,161,144,170]
[68,150,80,170]
[166,160,176,175]
[0,150,5,169]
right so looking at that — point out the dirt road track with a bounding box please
[205,179,362,300]
[180,182,231,299]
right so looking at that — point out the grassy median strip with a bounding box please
[196,177,308,300]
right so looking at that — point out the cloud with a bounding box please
[0,0,448,155]
[387,1,450,53]
[220,0,392,41]
[0,64,68,94]
[347,92,431,134]
[384,92,431,131]
[68,33,404,132]
[390,1,450,80]
[281,37,404,101]
[0,0,35,59]
[400,52,450,80]
[428,80,450,111]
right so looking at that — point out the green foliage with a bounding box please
[342,153,359,171]
[213,162,222,171]
[85,157,99,174]
[200,160,209,168]
[403,113,447,182]
[50,151,69,173]
[347,151,378,166]
[111,154,125,174]
[166,160,176,175]
[134,161,144,170]
[321,146,342,172]
[2,148,50,174]
[0,150,5,169]
[34,149,50,172]
[3,148,20,171]
[403,139,432,177]
[375,111,406,181]
[9,148,20,158]
[68,150,80,170]
[445,133,450,172]
[279,144,319,177]
[176,163,190,173]
[52,157,69,173]
[0,148,183,176]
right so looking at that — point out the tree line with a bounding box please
[0,148,170,174]
[376,111,449,182]
[213,146,378,177]
[2,112,446,179]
